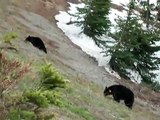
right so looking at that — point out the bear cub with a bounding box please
[104,84,134,109]
[25,35,47,53]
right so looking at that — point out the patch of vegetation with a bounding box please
[58,98,96,120]
[0,52,31,98]
[0,58,68,120]
[37,111,55,120]
[7,108,37,120]
[22,90,50,108]
[69,107,95,120]
[11,62,69,119]
[0,52,32,119]
[22,90,63,108]
[69,106,95,120]
[2,31,19,44]
[39,62,69,90]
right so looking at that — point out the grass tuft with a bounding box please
[2,31,19,44]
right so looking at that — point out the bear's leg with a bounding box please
[113,95,120,103]
[124,100,133,109]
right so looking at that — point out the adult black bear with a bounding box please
[104,84,134,109]
[25,35,47,54]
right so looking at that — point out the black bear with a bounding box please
[25,35,47,54]
[104,84,134,109]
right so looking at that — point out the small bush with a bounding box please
[3,31,19,44]
[22,90,63,108]
[39,62,69,90]
[7,109,37,120]
[0,52,31,95]
[6,62,69,119]
[43,90,63,107]
[22,90,50,108]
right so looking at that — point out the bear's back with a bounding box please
[25,36,47,53]
[110,85,134,99]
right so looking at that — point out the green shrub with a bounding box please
[43,90,63,107]
[7,109,37,120]
[22,90,63,108]
[22,90,50,108]
[3,31,19,44]
[39,62,69,90]
[9,62,70,119]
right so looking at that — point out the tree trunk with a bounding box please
[146,0,150,28]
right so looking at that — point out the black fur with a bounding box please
[25,36,47,53]
[104,84,134,109]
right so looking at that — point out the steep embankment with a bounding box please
[0,0,160,119]
[3,0,116,86]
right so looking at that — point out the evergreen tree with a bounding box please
[109,16,160,83]
[156,0,160,21]
[108,1,160,84]
[69,0,111,45]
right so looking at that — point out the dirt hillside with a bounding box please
[0,0,160,119]
[1,0,116,87]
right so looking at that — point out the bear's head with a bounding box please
[25,35,32,42]
[103,86,112,96]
